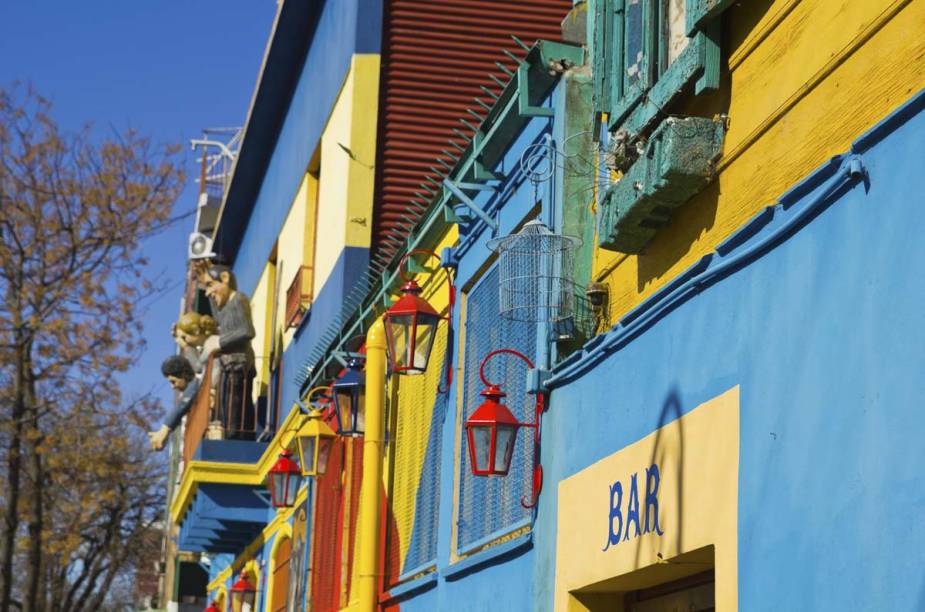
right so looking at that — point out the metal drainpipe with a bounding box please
[355,316,386,612]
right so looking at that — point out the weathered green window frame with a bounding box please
[593,0,732,136]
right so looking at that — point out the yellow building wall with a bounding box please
[275,171,315,353]
[314,53,379,298]
[272,53,380,354]
[250,261,276,402]
[593,0,925,325]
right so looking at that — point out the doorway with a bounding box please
[570,545,715,612]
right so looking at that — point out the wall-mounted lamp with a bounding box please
[382,249,454,376]
[332,359,365,436]
[295,386,336,477]
[230,572,256,611]
[464,348,544,508]
[265,449,301,509]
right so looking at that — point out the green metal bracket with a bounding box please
[443,179,499,230]
[380,269,393,308]
[332,350,366,366]
[686,0,738,36]
[405,256,429,274]
[518,62,555,117]
[443,203,467,224]
[471,130,502,181]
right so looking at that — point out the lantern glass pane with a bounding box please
[244,591,256,608]
[355,387,366,433]
[299,436,316,474]
[286,473,301,506]
[494,425,518,473]
[411,316,438,372]
[335,388,353,433]
[470,425,492,472]
[317,437,334,475]
[386,314,413,369]
[272,472,286,506]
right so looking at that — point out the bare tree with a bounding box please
[0,85,183,612]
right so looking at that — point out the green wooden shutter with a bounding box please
[686,0,739,35]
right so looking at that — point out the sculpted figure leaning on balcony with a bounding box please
[200,264,257,440]
[172,311,217,375]
[148,355,200,450]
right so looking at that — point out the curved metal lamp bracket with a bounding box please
[478,348,545,509]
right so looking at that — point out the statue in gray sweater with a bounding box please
[201,264,257,439]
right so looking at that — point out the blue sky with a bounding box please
[0,2,275,419]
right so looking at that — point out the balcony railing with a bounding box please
[183,357,213,469]
[285,265,313,329]
[182,355,258,471]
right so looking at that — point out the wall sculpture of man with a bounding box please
[200,264,257,439]
[148,355,200,450]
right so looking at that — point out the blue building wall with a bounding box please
[394,87,925,611]
[535,91,925,611]
[279,245,370,417]
[231,0,381,296]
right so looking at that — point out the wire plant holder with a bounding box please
[487,220,581,323]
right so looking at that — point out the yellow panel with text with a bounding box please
[555,387,739,612]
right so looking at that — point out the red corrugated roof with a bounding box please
[372,0,572,258]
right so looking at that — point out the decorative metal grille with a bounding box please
[487,219,580,323]
[386,322,449,583]
[457,266,537,553]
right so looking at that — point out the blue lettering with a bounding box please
[623,473,641,541]
[602,480,623,551]
[644,463,664,536]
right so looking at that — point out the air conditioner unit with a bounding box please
[188,232,216,261]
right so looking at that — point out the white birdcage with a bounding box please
[487,220,581,322]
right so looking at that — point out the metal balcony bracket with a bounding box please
[471,130,503,181]
[443,178,499,231]
[518,62,555,118]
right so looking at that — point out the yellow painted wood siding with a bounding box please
[593,0,925,325]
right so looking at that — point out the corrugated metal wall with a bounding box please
[372,0,572,259]
[309,439,345,612]
[344,438,363,602]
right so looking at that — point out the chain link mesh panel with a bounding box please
[457,266,537,552]
[386,320,449,584]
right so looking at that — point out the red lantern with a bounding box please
[463,349,545,508]
[204,602,220,612]
[465,384,522,475]
[230,572,257,610]
[383,279,441,375]
[266,450,301,508]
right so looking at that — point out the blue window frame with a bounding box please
[455,265,538,555]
